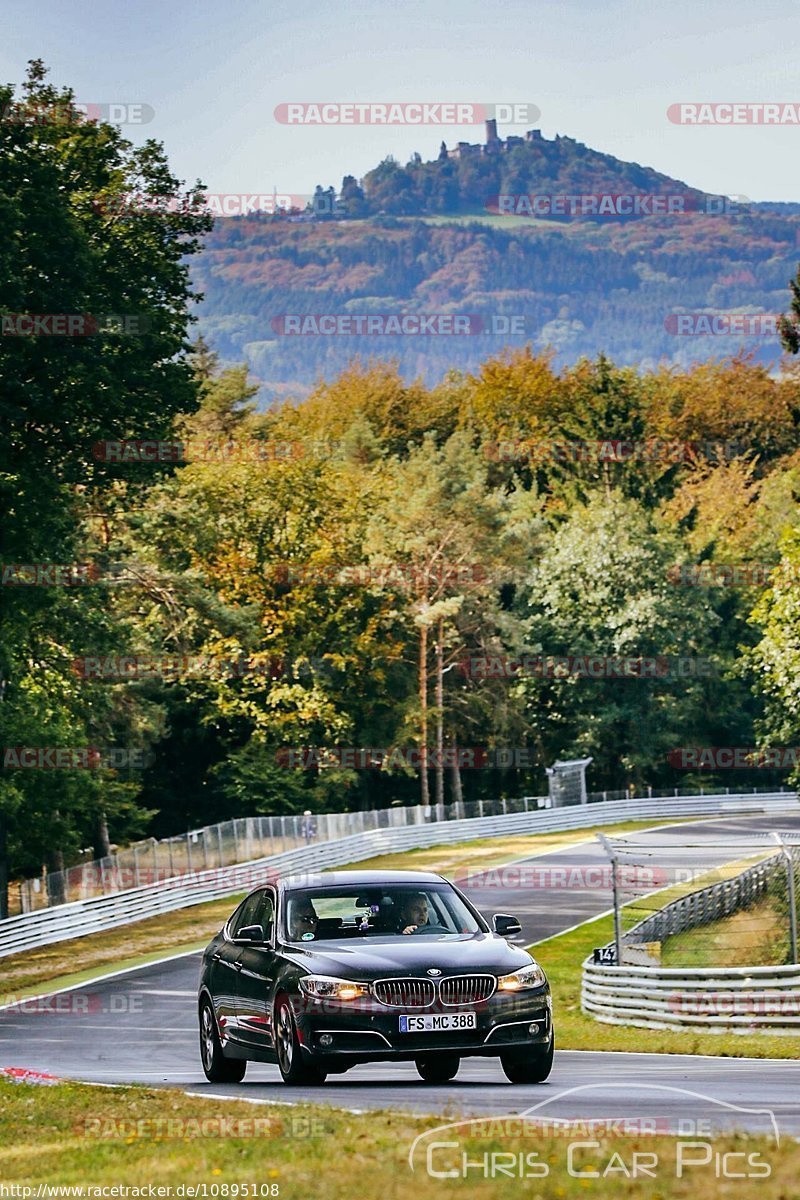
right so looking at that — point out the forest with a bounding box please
[3,64,800,915]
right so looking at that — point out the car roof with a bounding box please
[277,869,447,892]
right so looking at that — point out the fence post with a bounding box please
[597,833,622,966]
[772,833,798,964]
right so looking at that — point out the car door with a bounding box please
[212,892,263,1044]
[233,887,279,1051]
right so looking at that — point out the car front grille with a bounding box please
[372,978,435,1008]
[439,974,496,1005]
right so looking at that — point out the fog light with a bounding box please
[319,1033,334,1047]
[528,1022,539,1034]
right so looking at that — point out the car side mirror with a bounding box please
[492,913,522,937]
[235,925,266,944]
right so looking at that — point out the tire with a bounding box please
[199,999,247,1083]
[501,1034,554,1084]
[275,997,327,1086]
[415,1054,460,1083]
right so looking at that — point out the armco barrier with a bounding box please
[582,961,800,1033]
[1,792,796,959]
[582,839,800,1034]
[620,852,789,944]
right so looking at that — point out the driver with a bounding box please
[287,894,319,939]
[398,893,429,935]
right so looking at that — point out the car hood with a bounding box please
[278,932,538,979]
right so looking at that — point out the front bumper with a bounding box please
[293,986,552,1062]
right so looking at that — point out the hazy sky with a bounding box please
[2,0,799,200]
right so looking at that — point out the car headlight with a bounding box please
[497,963,546,991]
[298,974,369,1001]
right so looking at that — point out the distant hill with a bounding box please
[191,129,800,398]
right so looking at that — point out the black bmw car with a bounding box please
[198,869,553,1086]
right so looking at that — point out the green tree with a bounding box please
[0,61,211,914]
[515,493,721,788]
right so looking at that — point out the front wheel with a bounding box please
[199,1000,246,1083]
[501,1034,554,1084]
[275,997,327,1086]
[415,1054,460,1083]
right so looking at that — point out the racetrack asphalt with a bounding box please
[2,811,800,1135]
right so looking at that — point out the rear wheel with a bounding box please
[501,1034,553,1084]
[199,1000,246,1083]
[415,1054,460,1083]
[275,997,327,1086]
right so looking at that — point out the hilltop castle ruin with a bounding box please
[441,122,579,160]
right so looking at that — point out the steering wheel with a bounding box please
[410,922,450,935]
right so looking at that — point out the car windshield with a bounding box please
[283,884,484,942]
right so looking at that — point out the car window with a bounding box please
[252,891,275,941]
[229,891,264,937]
[283,884,484,942]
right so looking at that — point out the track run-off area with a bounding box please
[2,812,800,1137]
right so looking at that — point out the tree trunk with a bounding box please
[93,811,112,860]
[419,623,430,806]
[46,842,66,906]
[434,617,444,807]
[450,739,464,814]
[0,817,8,919]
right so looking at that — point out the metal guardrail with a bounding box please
[582,961,800,1032]
[19,798,551,912]
[18,784,789,911]
[621,853,788,944]
[1,791,795,959]
[582,841,800,1033]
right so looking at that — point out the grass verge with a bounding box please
[660,896,789,967]
[0,1075,796,1197]
[2,818,700,1002]
[532,908,800,1058]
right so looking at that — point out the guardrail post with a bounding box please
[597,833,622,965]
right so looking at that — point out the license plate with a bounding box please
[399,1012,477,1033]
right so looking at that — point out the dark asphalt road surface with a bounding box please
[3,812,800,1135]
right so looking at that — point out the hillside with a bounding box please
[190,130,800,397]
